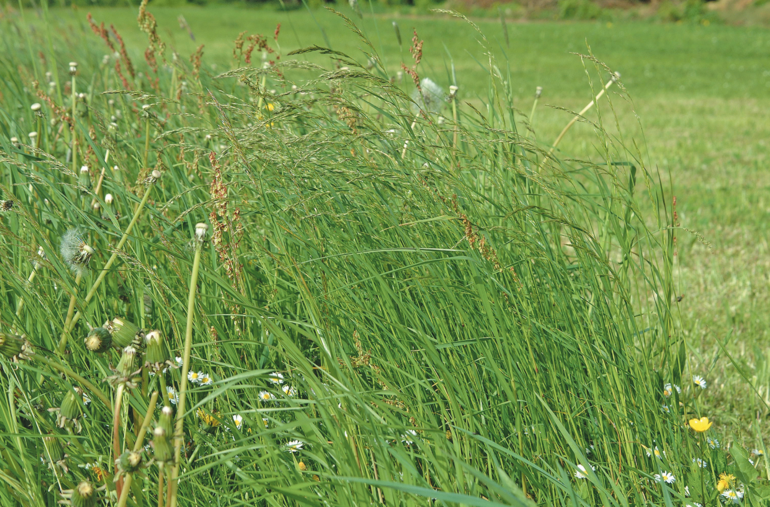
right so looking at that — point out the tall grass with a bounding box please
[0,3,765,506]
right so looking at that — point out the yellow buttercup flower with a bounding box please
[717,473,736,493]
[689,417,713,432]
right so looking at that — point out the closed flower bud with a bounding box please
[116,346,139,378]
[60,389,83,422]
[84,328,111,353]
[298,461,307,471]
[79,166,90,192]
[195,223,207,242]
[0,332,24,359]
[44,434,64,463]
[117,450,143,473]
[159,405,174,435]
[31,102,42,112]
[152,427,173,464]
[106,317,140,348]
[71,480,96,507]
[144,330,169,370]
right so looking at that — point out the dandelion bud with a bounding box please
[298,461,307,471]
[79,166,90,192]
[71,480,96,507]
[60,229,94,276]
[149,170,162,183]
[535,86,543,98]
[31,103,42,113]
[28,131,37,142]
[104,194,113,205]
[195,223,208,242]
[152,427,173,464]
[0,332,32,360]
[116,346,139,378]
[117,450,143,473]
[159,405,174,434]
[60,389,82,422]
[144,330,170,370]
[449,85,459,99]
[68,62,78,75]
[84,327,112,353]
[44,434,64,463]
[10,137,19,147]
[105,317,141,348]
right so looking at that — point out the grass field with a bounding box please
[48,3,770,432]
[1,3,770,506]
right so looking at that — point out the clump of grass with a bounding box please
[0,3,767,506]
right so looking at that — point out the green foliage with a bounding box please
[0,4,767,507]
[558,0,603,20]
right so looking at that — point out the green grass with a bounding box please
[0,3,769,506]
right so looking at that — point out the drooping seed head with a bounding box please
[60,228,94,276]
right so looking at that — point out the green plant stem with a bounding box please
[71,74,77,177]
[59,272,83,350]
[57,181,158,353]
[540,74,617,170]
[34,355,112,411]
[116,392,157,507]
[15,262,40,320]
[143,116,151,170]
[168,238,203,507]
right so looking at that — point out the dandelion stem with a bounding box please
[59,272,83,350]
[168,233,204,507]
[71,73,77,179]
[15,260,40,320]
[57,179,158,353]
[116,392,157,507]
[143,116,151,170]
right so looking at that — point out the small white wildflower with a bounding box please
[232,414,243,430]
[268,372,284,385]
[175,356,183,368]
[282,385,296,397]
[663,383,681,397]
[199,373,212,386]
[721,489,743,503]
[661,404,670,414]
[285,440,303,453]
[188,371,201,384]
[259,391,275,402]
[692,375,707,389]
[646,446,665,459]
[693,457,707,468]
[574,464,595,479]
[402,429,418,445]
[167,386,179,405]
[654,471,675,484]
[752,449,764,457]
[82,393,91,406]
[707,437,720,449]
[262,417,269,428]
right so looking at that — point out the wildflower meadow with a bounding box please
[0,2,768,506]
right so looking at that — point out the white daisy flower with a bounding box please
[574,464,595,479]
[259,391,275,402]
[232,414,243,430]
[268,372,284,385]
[199,373,212,386]
[663,383,681,397]
[282,385,297,397]
[285,440,303,453]
[693,457,707,468]
[262,417,269,428]
[188,371,201,384]
[685,485,690,497]
[646,446,665,459]
[175,356,183,368]
[82,393,91,406]
[707,437,720,449]
[749,458,755,465]
[167,386,179,405]
[721,489,743,503]
[661,405,670,414]
[692,375,707,389]
[752,449,764,457]
[685,504,702,507]
[654,471,675,484]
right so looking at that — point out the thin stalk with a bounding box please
[116,392,157,507]
[71,73,77,177]
[168,231,204,507]
[15,259,40,319]
[158,464,166,507]
[58,177,160,353]
[143,116,151,170]
[59,272,83,348]
[528,86,542,131]
[401,114,419,159]
[540,73,618,171]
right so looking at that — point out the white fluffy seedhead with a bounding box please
[60,228,94,276]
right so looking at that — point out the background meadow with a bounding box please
[0,2,769,506]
